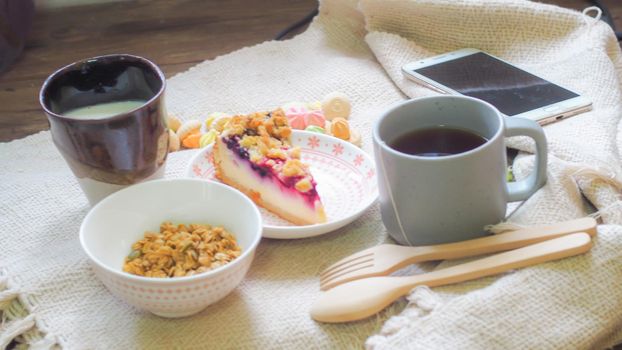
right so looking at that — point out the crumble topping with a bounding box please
[219,108,317,195]
[221,109,292,141]
[282,159,307,177]
[267,148,287,160]
[288,147,301,159]
[295,178,313,193]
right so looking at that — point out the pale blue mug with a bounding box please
[373,95,547,246]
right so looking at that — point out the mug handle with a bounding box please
[504,117,548,202]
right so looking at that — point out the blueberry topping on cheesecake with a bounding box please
[212,109,327,225]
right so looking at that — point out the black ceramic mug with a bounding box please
[40,54,169,205]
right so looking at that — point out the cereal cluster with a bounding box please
[123,222,242,278]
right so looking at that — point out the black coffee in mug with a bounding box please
[390,126,488,157]
[373,96,548,246]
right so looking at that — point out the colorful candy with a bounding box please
[284,105,309,129]
[330,117,351,140]
[305,125,326,134]
[305,110,326,128]
[281,93,359,146]
[321,92,351,120]
[182,131,201,149]
[284,105,327,130]
[168,93,359,152]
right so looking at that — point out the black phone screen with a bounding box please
[413,52,579,116]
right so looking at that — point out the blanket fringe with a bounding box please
[486,165,622,233]
[0,273,58,349]
[0,314,36,349]
[570,166,622,189]
[588,200,622,221]
[573,166,622,223]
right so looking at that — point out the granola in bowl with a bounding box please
[123,221,242,278]
[80,178,262,317]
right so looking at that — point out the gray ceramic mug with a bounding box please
[373,95,547,246]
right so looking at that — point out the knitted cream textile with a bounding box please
[1,0,622,349]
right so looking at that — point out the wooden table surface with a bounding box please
[0,0,620,142]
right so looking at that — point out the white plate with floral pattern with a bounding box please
[186,130,378,239]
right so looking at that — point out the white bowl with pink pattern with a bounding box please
[79,179,262,318]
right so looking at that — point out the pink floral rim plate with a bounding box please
[186,130,378,239]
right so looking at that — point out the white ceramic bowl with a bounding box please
[80,179,262,318]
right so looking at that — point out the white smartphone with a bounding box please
[401,48,592,125]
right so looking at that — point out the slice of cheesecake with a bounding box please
[212,109,327,225]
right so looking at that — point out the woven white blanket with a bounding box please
[1,0,622,349]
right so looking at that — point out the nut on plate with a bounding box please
[167,115,182,132]
[349,129,362,147]
[306,101,322,111]
[205,112,231,130]
[168,129,180,152]
[200,129,218,148]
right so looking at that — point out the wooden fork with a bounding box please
[319,217,597,290]
[312,232,593,323]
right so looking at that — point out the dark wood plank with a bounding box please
[0,0,317,141]
[1,0,621,142]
